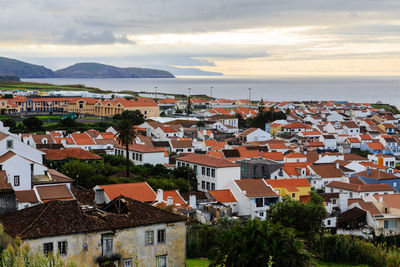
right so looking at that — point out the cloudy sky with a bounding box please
[2,0,400,75]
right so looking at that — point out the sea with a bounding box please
[23,76,400,107]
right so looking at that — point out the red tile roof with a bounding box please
[99,182,156,202]
[42,148,102,160]
[36,184,74,202]
[163,190,186,205]
[177,153,239,168]
[261,152,284,161]
[234,179,278,197]
[326,181,395,192]
[209,189,237,202]
[71,133,95,145]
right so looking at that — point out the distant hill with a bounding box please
[0,57,55,78]
[165,66,223,76]
[55,63,175,78]
[0,75,20,82]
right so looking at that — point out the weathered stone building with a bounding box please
[0,196,186,267]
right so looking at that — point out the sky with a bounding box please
[2,0,400,76]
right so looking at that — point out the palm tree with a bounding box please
[113,110,145,178]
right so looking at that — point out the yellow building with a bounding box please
[269,122,285,136]
[265,178,311,200]
[66,97,98,114]
[94,97,160,118]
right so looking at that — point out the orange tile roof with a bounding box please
[99,182,156,202]
[204,140,218,147]
[261,152,284,161]
[36,184,74,201]
[373,194,400,209]
[347,138,361,143]
[366,142,384,150]
[265,178,310,192]
[163,190,186,205]
[42,148,102,160]
[177,153,239,168]
[206,151,224,158]
[209,189,237,202]
[234,179,278,197]
[115,143,164,153]
[284,152,306,158]
[71,133,95,145]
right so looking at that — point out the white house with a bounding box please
[238,128,272,143]
[325,181,396,199]
[114,143,168,165]
[226,179,279,220]
[175,153,240,192]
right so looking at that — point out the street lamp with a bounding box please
[248,88,251,108]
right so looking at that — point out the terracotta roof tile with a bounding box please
[209,189,237,202]
[234,179,278,197]
[99,182,156,202]
[36,185,74,202]
[177,153,239,168]
[42,148,102,160]
[15,190,39,203]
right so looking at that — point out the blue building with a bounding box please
[352,169,400,192]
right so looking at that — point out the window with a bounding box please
[156,255,167,267]
[102,234,113,256]
[157,229,166,244]
[211,169,215,177]
[333,199,337,205]
[206,182,210,190]
[14,176,19,186]
[58,241,68,256]
[6,140,13,149]
[349,192,353,198]
[394,182,397,187]
[211,183,215,190]
[139,154,142,161]
[145,231,154,245]
[178,162,181,167]
[292,193,296,198]
[384,220,399,229]
[255,198,263,207]
[43,242,53,256]
[202,181,205,189]
[327,220,331,226]
[207,168,210,176]
[123,259,133,267]
[259,212,264,217]
[194,165,197,174]
[202,167,205,175]
[187,148,192,152]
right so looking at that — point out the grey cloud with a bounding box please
[61,29,134,45]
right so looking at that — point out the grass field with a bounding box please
[186,258,210,267]
[318,262,369,267]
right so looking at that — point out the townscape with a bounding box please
[0,87,398,266]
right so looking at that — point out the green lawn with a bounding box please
[186,258,210,267]
[35,115,62,119]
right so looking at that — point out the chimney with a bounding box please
[95,189,105,204]
[156,189,163,202]
[336,163,340,169]
[167,196,173,206]
[189,194,196,209]
[318,154,322,160]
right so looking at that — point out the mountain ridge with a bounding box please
[0,57,175,78]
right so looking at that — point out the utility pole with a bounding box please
[248,88,251,108]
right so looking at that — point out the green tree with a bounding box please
[268,192,327,240]
[2,94,13,99]
[1,119,16,131]
[22,117,43,132]
[235,113,246,129]
[185,96,192,115]
[209,220,314,267]
[60,159,97,188]
[113,110,145,178]
[196,120,205,129]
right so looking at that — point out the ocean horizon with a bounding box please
[23,76,400,107]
